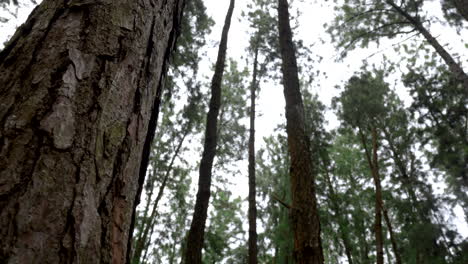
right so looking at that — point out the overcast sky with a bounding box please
[203,0,468,237]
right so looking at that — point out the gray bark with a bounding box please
[0,0,184,263]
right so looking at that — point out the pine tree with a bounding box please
[277,0,324,262]
[184,0,235,262]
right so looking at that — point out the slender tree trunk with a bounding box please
[183,0,235,263]
[381,127,421,214]
[248,45,259,264]
[277,0,324,263]
[386,0,468,93]
[359,128,384,264]
[0,0,184,263]
[361,127,403,264]
[133,126,189,263]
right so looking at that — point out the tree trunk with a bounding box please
[277,0,324,263]
[0,0,184,263]
[386,0,468,94]
[183,0,235,263]
[361,127,403,264]
[381,127,422,216]
[248,44,259,264]
[359,128,384,264]
[382,205,402,264]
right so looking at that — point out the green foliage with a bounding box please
[333,70,390,130]
[215,59,249,173]
[441,0,466,32]
[256,129,294,263]
[326,0,442,59]
[332,68,467,264]
[403,65,468,221]
[321,132,376,264]
[203,190,246,264]
[131,1,213,263]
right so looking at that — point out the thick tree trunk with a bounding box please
[0,0,184,263]
[248,45,259,264]
[183,0,235,263]
[277,0,324,263]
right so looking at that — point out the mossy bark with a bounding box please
[0,0,184,263]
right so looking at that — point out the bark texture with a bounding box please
[277,0,324,263]
[183,0,235,263]
[248,46,259,264]
[0,0,184,263]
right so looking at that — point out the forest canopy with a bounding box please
[0,0,467,263]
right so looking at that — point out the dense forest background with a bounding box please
[1,0,467,263]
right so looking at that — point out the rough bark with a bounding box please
[248,45,259,264]
[277,0,324,263]
[359,128,384,264]
[0,0,184,263]
[183,0,235,263]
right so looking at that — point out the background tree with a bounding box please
[335,71,403,264]
[183,0,235,262]
[327,0,468,92]
[203,58,249,263]
[277,0,324,262]
[403,64,468,222]
[131,1,212,262]
[256,129,294,264]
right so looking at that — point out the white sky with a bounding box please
[203,0,468,238]
[1,0,466,244]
